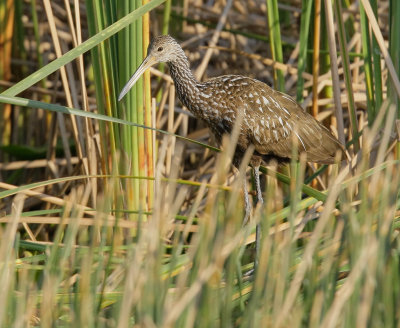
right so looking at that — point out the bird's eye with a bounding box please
[157,47,163,52]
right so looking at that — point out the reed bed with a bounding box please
[0,0,399,326]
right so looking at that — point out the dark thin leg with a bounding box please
[253,166,264,270]
[242,175,255,278]
[242,177,251,225]
[253,166,264,206]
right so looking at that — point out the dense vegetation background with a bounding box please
[0,0,399,326]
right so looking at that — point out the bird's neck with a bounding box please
[168,53,200,109]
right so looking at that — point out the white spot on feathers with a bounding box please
[254,126,260,142]
[271,97,281,109]
[294,131,307,151]
[282,94,296,104]
[283,126,289,136]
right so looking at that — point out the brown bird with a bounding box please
[119,35,343,266]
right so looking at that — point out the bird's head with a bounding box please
[118,35,182,101]
[147,35,182,63]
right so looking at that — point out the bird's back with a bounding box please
[188,75,343,165]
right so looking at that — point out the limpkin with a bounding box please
[119,35,343,267]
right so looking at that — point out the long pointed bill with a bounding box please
[118,55,157,101]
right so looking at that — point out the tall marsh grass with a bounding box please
[0,0,399,326]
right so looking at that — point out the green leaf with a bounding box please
[1,0,166,97]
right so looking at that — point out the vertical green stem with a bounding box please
[156,0,171,101]
[135,0,146,211]
[370,0,383,111]
[388,0,400,159]
[162,0,171,35]
[320,2,333,120]
[266,0,285,91]
[334,0,360,152]
[360,2,375,125]
[297,0,313,102]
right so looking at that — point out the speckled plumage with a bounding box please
[119,35,344,270]
[142,35,343,168]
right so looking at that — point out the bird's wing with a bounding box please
[237,80,343,164]
[199,76,343,164]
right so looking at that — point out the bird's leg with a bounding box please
[253,166,264,206]
[242,177,252,226]
[253,165,264,269]
[242,173,257,278]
